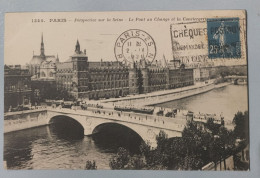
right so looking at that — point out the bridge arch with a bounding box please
[47,113,156,145]
[87,120,162,148]
[47,114,149,142]
[46,111,181,148]
[92,122,145,143]
[48,115,85,138]
[48,115,85,129]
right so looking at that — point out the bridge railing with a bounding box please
[4,107,47,117]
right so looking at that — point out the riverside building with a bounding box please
[55,40,194,100]
[26,34,58,80]
[4,65,32,112]
[24,35,195,101]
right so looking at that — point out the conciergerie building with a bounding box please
[28,35,194,100]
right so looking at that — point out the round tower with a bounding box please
[128,62,138,95]
[141,67,149,93]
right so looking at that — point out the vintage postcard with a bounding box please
[4,10,248,170]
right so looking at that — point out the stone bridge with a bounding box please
[4,107,186,148]
[225,75,247,84]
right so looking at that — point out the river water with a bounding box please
[156,85,248,123]
[4,85,248,170]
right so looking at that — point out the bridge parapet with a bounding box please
[47,107,185,148]
[47,107,186,132]
[4,109,48,133]
[4,107,185,148]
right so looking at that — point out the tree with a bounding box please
[138,125,214,170]
[233,111,249,142]
[109,147,148,170]
[138,131,171,170]
[109,147,130,169]
[139,142,151,159]
[205,118,221,135]
[181,154,204,170]
[139,142,166,169]
[142,127,209,170]
[125,155,146,170]
[217,66,229,78]
[208,136,222,170]
[85,160,97,170]
[164,137,186,169]
[181,121,208,169]
[56,88,73,101]
[107,121,239,170]
[156,130,168,151]
[214,126,235,170]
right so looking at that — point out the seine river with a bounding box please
[4,85,248,170]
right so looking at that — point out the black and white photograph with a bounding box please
[3,10,249,170]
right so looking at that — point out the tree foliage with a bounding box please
[109,147,130,169]
[140,122,236,170]
[233,111,249,142]
[205,118,221,135]
[31,81,74,104]
[108,113,248,170]
[216,66,247,79]
[85,160,97,170]
[125,155,146,170]
[55,88,74,101]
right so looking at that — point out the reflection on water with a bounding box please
[4,119,143,169]
[4,85,248,169]
[156,85,248,122]
[92,123,143,154]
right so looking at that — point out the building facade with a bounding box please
[26,34,60,104]
[4,65,32,112]
[56,40,194,100]
[87,61,129,99]
[56,40,129,100]
[38,56,59,80]
[193,67,210,82]
[26,34,58,79]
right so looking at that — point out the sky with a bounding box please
[4,11,247,66]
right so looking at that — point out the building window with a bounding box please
[41,72,46,77]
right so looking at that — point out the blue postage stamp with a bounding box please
[207,18,241,59]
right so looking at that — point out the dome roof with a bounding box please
[30,55,45,65]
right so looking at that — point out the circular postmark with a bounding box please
[114,29,156,64]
